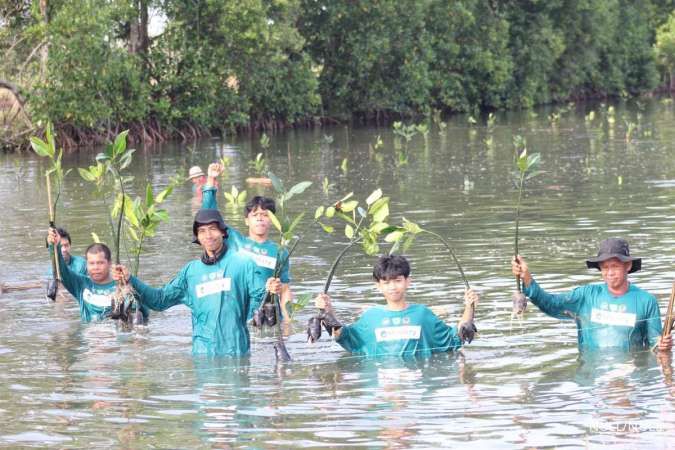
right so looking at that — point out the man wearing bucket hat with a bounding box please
[113,208,281,356]
[511,238,672,352]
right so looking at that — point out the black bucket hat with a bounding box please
[192,209,227,244]
[586,238,641,273]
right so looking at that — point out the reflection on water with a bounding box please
[1,98,675,447]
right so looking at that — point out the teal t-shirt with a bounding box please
[51,244,115,322]
[336,303,463,357]
[130,247,267,356]
[47,254,87,277]
[201,185,290,283]
[524,279,662,351]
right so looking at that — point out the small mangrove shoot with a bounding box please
[512,136,542,319]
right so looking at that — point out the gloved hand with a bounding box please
[320,310,343,336]
[458,320,477,344]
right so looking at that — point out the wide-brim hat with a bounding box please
[187,166,205,180]
[192,209,227,244]
[586,238,641,273]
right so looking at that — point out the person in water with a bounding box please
[313,255,479,357]
[47,228,148,322]
[46,227,87,299]
[511,238,672,352]
[201,162,293,319]
[113,208,282,356]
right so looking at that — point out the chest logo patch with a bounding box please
[196,277,232,298]
[240,248,277,270]
[375,325,421,342]
[83,288,113,308]
[590,308,636,327]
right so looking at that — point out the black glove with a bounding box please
[307,316,322,343]
[458,320,477,344]
[320,311,343,336]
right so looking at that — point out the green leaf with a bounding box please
[340,200,359,213]
[237,190,247,203]
[288,212,305,234]
[402,234,417,252]
[525,170,544,180]
[314,206,325,220]
[318,222,334,233]
[268,210,283,233]
[78,167,96,182]
[372,202,389,223]
[526,153,541,171]
[45,123,55,158]
[156,185,174,203]
[325,206,336,218]
[91,232,101,243]
[402,218,422,234]
[385,230,404,243]
[363,238,379,256]
[345,224,354,239]
[370,222,391,234]
[224,192,235,204]
[112,130,129,156]
[30,137,50,157]
[154,209,170,222]
[127,226,140,242]
[289,181,312,196]
[145,184,154,207]
[365,188,383,206]
[268,171,284,193]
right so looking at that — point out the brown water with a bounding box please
[1,98,675,448]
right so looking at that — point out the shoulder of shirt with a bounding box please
[628,283,657,300]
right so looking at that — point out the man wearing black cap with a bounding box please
[113,208,281,356]
[511,238,672,352]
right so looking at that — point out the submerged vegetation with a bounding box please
[2,1,675,149]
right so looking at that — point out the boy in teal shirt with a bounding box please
[46,227,87,300]
[201,162,292,319]
[114,209,282,356]
[512,238,672,352]
[314,255,479,357]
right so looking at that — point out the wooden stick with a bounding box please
[662,281,675,339]
[0,281,43,294]
[46,172,61,282]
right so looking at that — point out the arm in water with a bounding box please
[512,255,583,320]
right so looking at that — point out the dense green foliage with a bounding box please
[1,0,673,146]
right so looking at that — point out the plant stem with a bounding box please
[323,238,361,294]
[515,172,525,293]
[421,230,469,289]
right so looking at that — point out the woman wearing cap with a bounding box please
[511,238,672,352]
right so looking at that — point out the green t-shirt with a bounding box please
[524,279,662,350]
[336,303,463,357]
[130,247,266,356]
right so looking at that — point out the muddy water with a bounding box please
[1,98,675,448]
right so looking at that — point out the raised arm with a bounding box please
[201,162,223,210]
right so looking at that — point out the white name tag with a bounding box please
[241,248,277,270]
[82,288,112,308]
[375,325,421,342]
[196,277,231,298]
[590,308,636,327]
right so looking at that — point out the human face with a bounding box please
[599,258,632,295]
[86,251,112,283]
[197,223,225,255]
[245,207,272,241]
[191,175,206,185]
[60,238,72,262]
[376,275,411,306]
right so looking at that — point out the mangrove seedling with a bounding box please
[512,136,542,319]
[31,123,71,301]
[385,218,477,344]
[223,185,247,208]
[249,153,267,176]
[307,188,394,343]
[79,131,143,330]
[251,172,313,362]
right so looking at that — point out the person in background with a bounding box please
[46,227,87,300]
